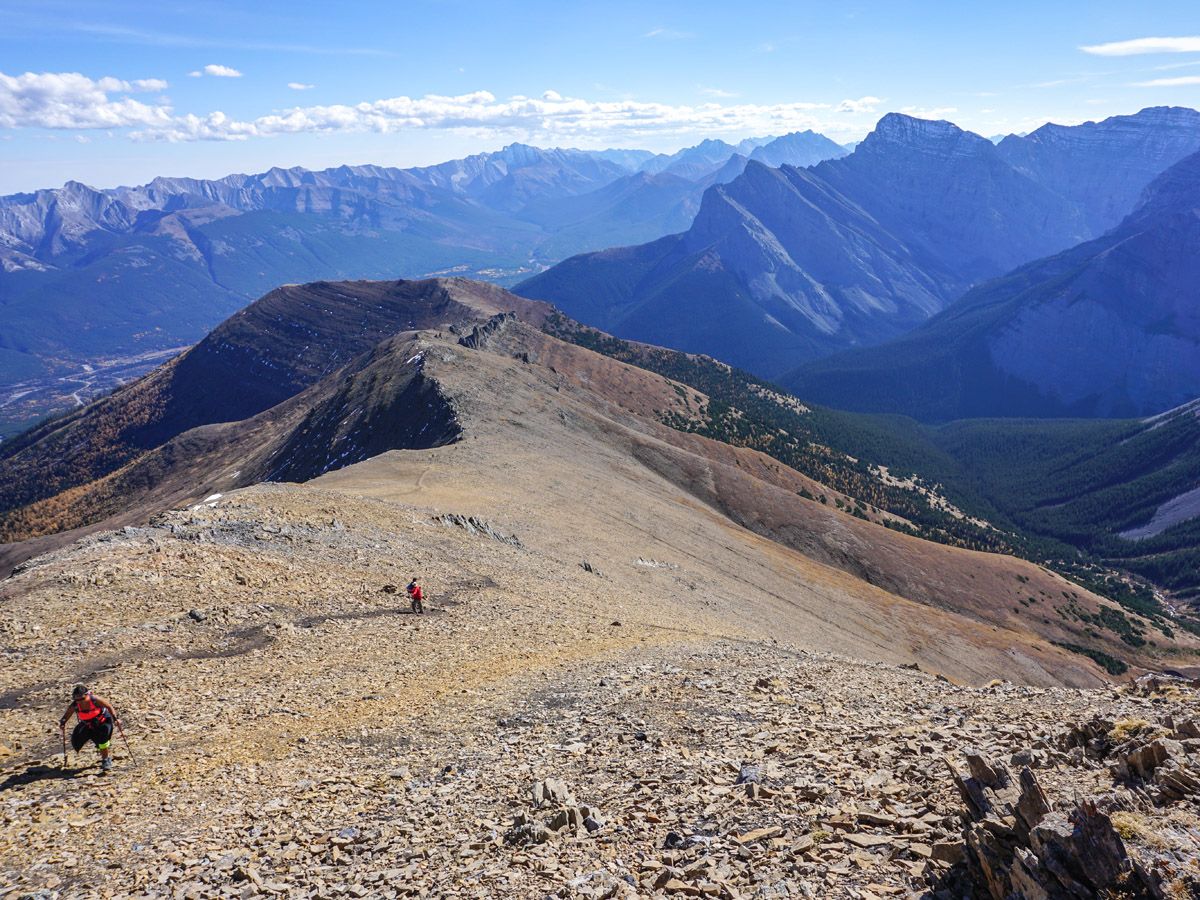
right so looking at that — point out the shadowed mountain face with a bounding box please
[517,160,954,376]
[996,106,1200,234]
[785,148,1200,421]
[1,276,1194,684]
[516,108,1200,379]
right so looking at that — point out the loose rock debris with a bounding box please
[1,489,1198,898]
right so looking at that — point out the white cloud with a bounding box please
[287,82,315,91]
[130,89,834,143]
[700,87,739,98]
[836,96,883,114]
[0,73,844,145]
[1133,75,1200,87]
[192,64,243,78]
[1080,36,1200,56]
[0,71,174,130]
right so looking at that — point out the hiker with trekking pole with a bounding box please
[58,684,133,772]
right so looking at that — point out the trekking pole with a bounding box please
[114,720,137,767]
[61,728,68,768]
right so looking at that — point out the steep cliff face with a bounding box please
[675,161,949,343]
[0,180,140,261]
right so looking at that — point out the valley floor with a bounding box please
[1,480,1197,898]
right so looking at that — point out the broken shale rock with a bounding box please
[506,779,603,846]
[947,753,1153,899]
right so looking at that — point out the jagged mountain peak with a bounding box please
[59,179,101,195]
[496,142,555,164]
[691,138,736,150]
[748,131,850,169]
[862,113,991,154]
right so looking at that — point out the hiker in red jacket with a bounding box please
[407,578,425,614]
[59,684,121,772]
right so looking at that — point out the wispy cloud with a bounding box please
[1132,75,1200,87]
[836,96,883,114]
[1080,36,1200,56]
[1155,60,1200,71]
[643,28,694,41]
[1028,75,1094,88]
[59,21,391,57]
[157,91,828,144]
[700,86,739,98]
[190,64,242,78]
[287,82,316,91]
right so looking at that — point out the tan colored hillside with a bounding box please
[2,298,1200,896]
[3,295,1193,683]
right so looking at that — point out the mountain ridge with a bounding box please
[2,276,1197,683]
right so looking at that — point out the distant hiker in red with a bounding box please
[59,684,120,772]
[407,577,425,614]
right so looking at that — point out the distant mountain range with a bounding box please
[0,131,845,431]
[517,107,1200,380]
[786,146,1200,419]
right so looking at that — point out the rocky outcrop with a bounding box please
[432,513,522,547]
[947,754,1151,898]
[945,687,1200,899]
[1061,703,1200,805]
[0,279,544,540]
[457,312,516,350]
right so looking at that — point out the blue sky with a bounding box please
[2,0,1199,192]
